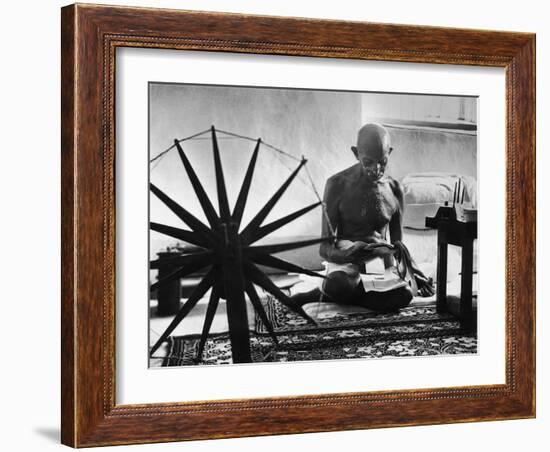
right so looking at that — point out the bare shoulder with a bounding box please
[326,165,358,187]
[323,166,356,204]
[386,176,403,194]
[386,176,404,205]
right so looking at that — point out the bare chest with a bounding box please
[338,181,399,235]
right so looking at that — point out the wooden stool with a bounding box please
[425,214,477,330]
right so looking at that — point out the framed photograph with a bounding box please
[61,3,535,447]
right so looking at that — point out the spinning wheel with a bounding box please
[150,126,334,363]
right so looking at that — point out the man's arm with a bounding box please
[389,179,435,296]
[319,177,367,264]
[388,178,404,244]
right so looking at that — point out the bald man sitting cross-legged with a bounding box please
[292,123,434,312]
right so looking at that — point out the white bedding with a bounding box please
[401,172,477,230]
[402,172,477,206]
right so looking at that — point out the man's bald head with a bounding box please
[351,123,393,181]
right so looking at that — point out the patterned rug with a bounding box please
[163,296,477,366]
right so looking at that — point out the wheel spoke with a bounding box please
[232,139,260,227]
[251,253,325,279]
[244,236,333,255]
[150,254,212,292]
[211,127,231,221]
[174,140,220,228]
[244,262,317,326]
[244,279,278,345]
[195,283,221,362]
[150,268,216,356]
[150,222,208,248]
[240,158,307,241]
[245,201,322,244]
[150,183,217,245]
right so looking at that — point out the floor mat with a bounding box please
[162,296,477,366]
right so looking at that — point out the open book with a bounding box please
[361,265,408,293]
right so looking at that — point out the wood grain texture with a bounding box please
[60,5,76,446]
[60,3,536,447]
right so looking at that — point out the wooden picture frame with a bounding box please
[61,3,535,447]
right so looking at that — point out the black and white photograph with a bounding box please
[148,83,479,367]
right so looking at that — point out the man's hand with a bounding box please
[341,241,395,263]
[415,273,435,297]
[341,241,370,261]
[363,242,396,258]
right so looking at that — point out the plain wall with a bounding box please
[386,127,477,180]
